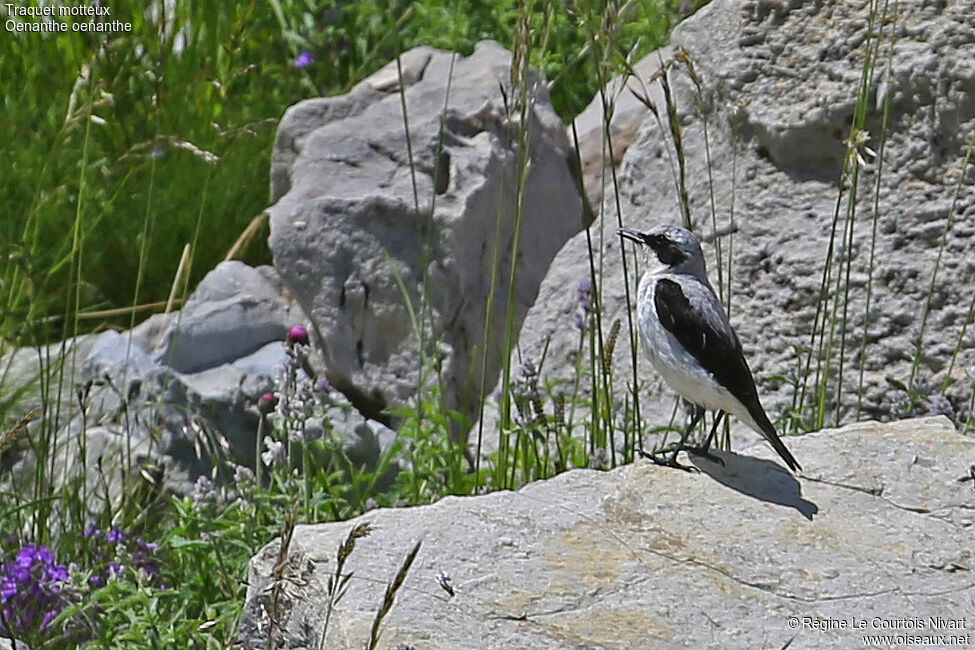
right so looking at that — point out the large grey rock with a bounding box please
[151,261,293,373]
[509,0,975,449]
[0,336,95,420]
[4,263,302,499]
[236,416,975,649]
[76,261,302,467]
[267,40,590,429]
[2,260,408,501]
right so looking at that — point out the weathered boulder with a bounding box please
[78,262,301,467]
[1,261,395,500]
[1,262,300,497]
[150,262,292,373]
[509,0,975,449]
[267,40,591,430]
[236,417,974,649]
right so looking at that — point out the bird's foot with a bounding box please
[687,445,725,466]
[637,447,699,473]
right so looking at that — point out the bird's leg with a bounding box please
[671,404,704,459]
[688,410,726,466]
[639,404,703,472]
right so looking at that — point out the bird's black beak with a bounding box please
[618,228,645,245]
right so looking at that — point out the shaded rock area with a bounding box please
[236,417,974,649]
[510,0,975,450]
[267,40,590,430]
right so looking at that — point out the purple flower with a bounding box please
[106,526,127,544]
[576,279,593,313]
[0,544,69,638]
[574,312,589,332]
[81,523,164,589]
[293,51,314,68]
[314,377,331,393]
[48,563,68,582]
[574,278,594,331]
[680,0,694,13]
[287,325,310,346]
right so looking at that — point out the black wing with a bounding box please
[654,277,800,471]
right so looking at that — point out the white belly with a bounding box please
[636,274,760,432]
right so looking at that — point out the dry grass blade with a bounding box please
[0,410,36,454]
[167,138,220,164]
[320,522,374,650]
[366,539,422,650]
[224,212,268,261]
[166,243,191,313]
[602,319,621,376]
[265,503,300,650]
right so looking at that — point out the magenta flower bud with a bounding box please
[258,392,279,414]
[287,325,309,346]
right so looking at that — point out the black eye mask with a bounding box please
[653,240,688,266]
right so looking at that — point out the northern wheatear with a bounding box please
[619,225,800,472]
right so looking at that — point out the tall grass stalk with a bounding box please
[856,2,898,417]
[907,125,975,397]
[657,63,692,228]
[33,58,97,547]
[574,10,615,464]
[366,539,422,650]
[677,51,726,302]
[589,2,645,464]
[394,38,433,468]
[503,0,545,489]
[831,0,892,426]
[390,23,465,491]
[716,116,740,449]
[796,0,888,431]
[319,522,372,649]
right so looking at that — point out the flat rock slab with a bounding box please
[239,417,974,649]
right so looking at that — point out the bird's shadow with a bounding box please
[689,451,819,520]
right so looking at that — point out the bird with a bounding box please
[618,225,801,473]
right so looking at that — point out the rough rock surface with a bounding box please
[0,262,294,496]
[267,40,590,429]
[1,261,393,499]
[237,416,974,649]
[507,0,975,451]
